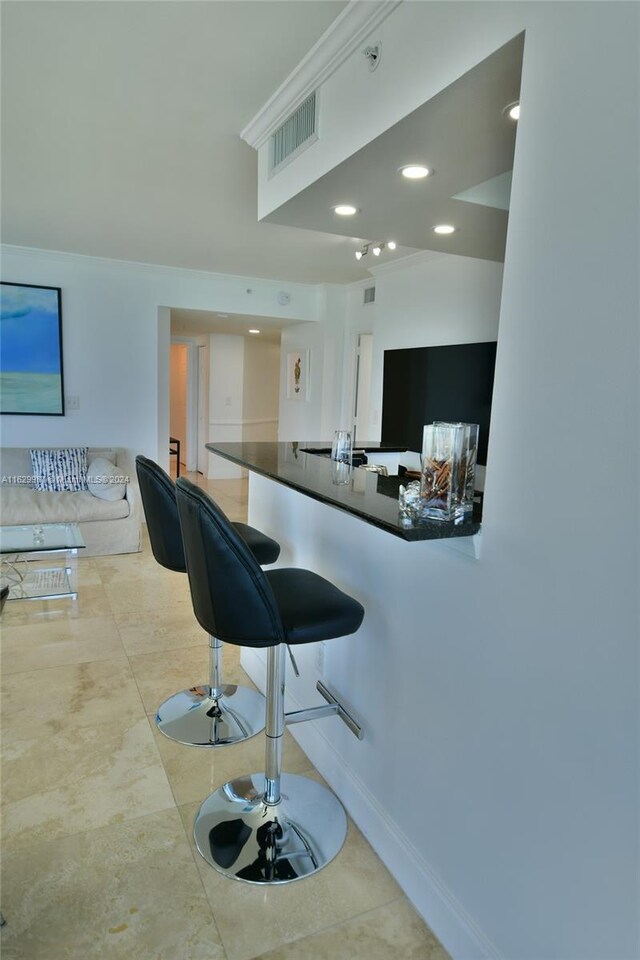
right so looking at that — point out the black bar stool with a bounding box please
[135,456,280,747]
[176,477,364,884]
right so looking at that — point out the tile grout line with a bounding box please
[243,895,409,960]
[98,554,231,957]
[106,560,229,957]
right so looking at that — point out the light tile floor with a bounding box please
[1,474,449,960]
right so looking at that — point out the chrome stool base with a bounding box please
[194,772,347,884]
[156,684,265,747]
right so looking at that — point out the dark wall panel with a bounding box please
[381,341,497,464]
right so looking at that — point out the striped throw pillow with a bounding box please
[30,447,88,492]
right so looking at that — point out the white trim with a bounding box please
[240,0,402,149]
[0,243,318,290]
[347,276,380,291]
[241,646,502,960]
[209,418,278,427]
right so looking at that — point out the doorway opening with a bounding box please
[352,333,373,443]
[168,309,297,481]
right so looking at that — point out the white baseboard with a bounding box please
[241,647,501,960]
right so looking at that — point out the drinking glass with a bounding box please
[331,430,352,465]
[331,460,352,485]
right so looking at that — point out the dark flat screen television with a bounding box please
[381,340,497,465]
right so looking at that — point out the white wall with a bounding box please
[278,321,325,440]
[0,246,320,463]
[207,333,282,475]
[278,284,349,441]
[207,334,245,480]
[257,4,640,959]
[242,336,280,441]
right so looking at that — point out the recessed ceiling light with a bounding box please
[399,164,431,180]
[333,204,358,216]
[249,329,260,334]
[387,241,397,250]
[504,100,520,121]
[433,224,456,235]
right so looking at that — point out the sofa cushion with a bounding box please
[1,448,120,490]
[30,447,88,492]
[1,486,130,524]
[87,457,127,502]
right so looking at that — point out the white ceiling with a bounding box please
[171,308,302,342]
[2,4,522,286]
[1,0,362,285]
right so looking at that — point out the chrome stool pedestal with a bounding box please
[156,635,264,747]
[194,771,347,884]
[194,645,347,882]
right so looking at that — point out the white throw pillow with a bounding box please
[30,447,88,492]
[86,457,127,502]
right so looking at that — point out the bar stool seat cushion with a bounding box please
[266,569,364,646]
[234,523,280,567]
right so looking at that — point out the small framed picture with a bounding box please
[286,349,310,401]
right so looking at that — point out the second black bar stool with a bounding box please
[136,455,280,747]
[176,477,364,884]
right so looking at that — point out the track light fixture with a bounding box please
[354,240,397,261]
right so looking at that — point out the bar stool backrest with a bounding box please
[176,477,284,648]
[135,455,186,572]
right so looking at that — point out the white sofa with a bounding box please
[0,447,141,557]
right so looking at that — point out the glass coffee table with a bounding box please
[0,523,85,601]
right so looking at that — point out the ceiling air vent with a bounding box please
[363,286,376,304]
[270,92,318,175]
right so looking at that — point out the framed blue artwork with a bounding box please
[0,282,65,415]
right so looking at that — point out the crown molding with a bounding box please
[240,0,402,150]
[347,276,379,290]
[0,243,317,290]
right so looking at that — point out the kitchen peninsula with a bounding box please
[205,440,481,542]
[205,438,485,943]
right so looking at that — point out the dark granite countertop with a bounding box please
[206,441,481,543]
